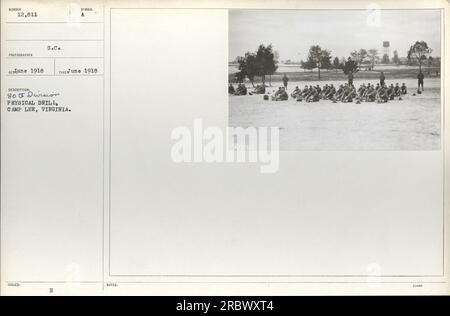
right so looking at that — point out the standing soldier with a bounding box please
[379,71,385,86]
[417,71,425,91]
[282,74,289,89]
[348,71,354,86]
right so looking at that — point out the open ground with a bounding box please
[229,78,441,150]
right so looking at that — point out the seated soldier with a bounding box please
[340,85,349,102]
[335,84,345,101]
[361,84,369,99]
[357,84,363,94]
[340,85,351,103]
[234,83,247,95]
[362,84,373,102]
[291,86,301,98]
[301,85,309,98]
[271,87,280,100]
[358,84,366,98]
[315,85,322,95]
[252,84,266,94]
[362,84,377,102]
[343,85,357,102]
[303,87,313,101]
[386,84,395,100]
[401,83,407,94]
[274,87,283,97]
[363,84,370,97]
[274,87,288,101]
[376,85,388,102]
[394,83,401,97]
[319,84,328,98]
[325,84,336,99]
[361,86,368,102]
[228,83,235,94]
[375,83,381,92]
[296,86,308,101]
[322,84,331,98]
[305,87,319,102]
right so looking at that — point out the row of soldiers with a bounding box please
[290,82,408,103]
[230,82,409,103]
[229,83,267,96]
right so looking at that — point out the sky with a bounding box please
[229,10,441,62]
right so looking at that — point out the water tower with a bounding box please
[383,41,390,59]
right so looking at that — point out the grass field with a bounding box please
[228,65,440,83]
[229,78,441,150]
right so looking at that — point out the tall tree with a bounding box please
[381,54,390,64]
[252,44,279,86]
[235,44,279,87]
[300,59,315,72]
[408,41,432,71]
[255,44,267,84]
[350,49,368,71]
[332,57,341,72]
[427,56,434,74]
[320,49,332,71]
[236,52,257,87]
[304,45,332,80]
[264,45,278,86]
[342,57,358,75]
[271,50,280,85]
[407,45,413,65]
[367,49,379,70]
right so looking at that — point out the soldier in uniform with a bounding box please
[386,84,395,100]
[342,85,356,103]
[379,71,386,86]
[363,84,376,102]
[334,84,345,101]
[282,74,289,89]
[291,86,301,99]
[228,83,235,94]
[275,87,289,101]
[234,83,247,95]
[306,86,319,102]
[298,85,310,100]
[273,87,282,98]
[394,83,401,97]
[417,71,425,91]
[401,83,407,95]
[375,83,381,92]
[320,84,329,99]
[252,84,266,94]
[325,84,336,100]
[376,84,388,102]
[315,84,322,95]
[358,84,366,99]
[348,71,354,86]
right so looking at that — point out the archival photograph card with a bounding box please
[1,0,449,296]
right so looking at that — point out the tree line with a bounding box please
[234,41,434,83]
[235,44,278,87]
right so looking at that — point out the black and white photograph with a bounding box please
[1,0,449,298]
[229,10,442,150]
